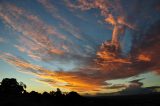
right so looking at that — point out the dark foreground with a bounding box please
[0,93,160,106]
[0,78,160,106]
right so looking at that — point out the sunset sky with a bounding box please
[0,0,160,95]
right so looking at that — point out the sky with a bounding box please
[0,0,160,95]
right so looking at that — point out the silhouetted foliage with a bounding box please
[29,91,41,97]
[49,91,55,96]
[54,88,63,97]
[66,91,81,98]
[42,91,50,97]
[0,78,26,96]
[0,78,160,106]
[0,78,81,97]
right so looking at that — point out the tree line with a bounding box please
[0,78,81,98]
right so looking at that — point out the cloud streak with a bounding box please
[0,52,104,93]
[0,3,66,61]
[38,0,84,40]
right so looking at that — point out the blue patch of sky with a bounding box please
[120,29,132,56]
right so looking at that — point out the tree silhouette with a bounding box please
[49,91,55,96]
[42,91,50,97]
[54,88,62,97]
[66,91,81,98]
[29,91,41,97]
[0,78,159,106]
[0,78,26,96]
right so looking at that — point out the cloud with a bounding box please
[114,79,157,95]
[37,0,96,60]
[104,84,126,90]
[0,3,66,61]
[1,18,160,92]
[37,0,84,40]
[0,2,96,75]
[0,52,104,92]
[128,78,144,89]
[103,79,160,95]
[0,37,4,43]
[131,20,160,75]
[91,22,160,79]
[94,79,160,96]
[137,54,151,62]
[0,2,94,65]
[66,0,135,49]
[65,0,160,80]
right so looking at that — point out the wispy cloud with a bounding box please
[0,52,104,92]
[0,2,94,64]
[0,3,66,60]
[38,0,84,40]
[38,0,96,58]
[0,37,4,43]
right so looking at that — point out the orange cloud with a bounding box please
[96,41,131,64]
[105,14,116,25]
[0,52,103,93]
[66,0,135,51]
[138,54,151,62]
